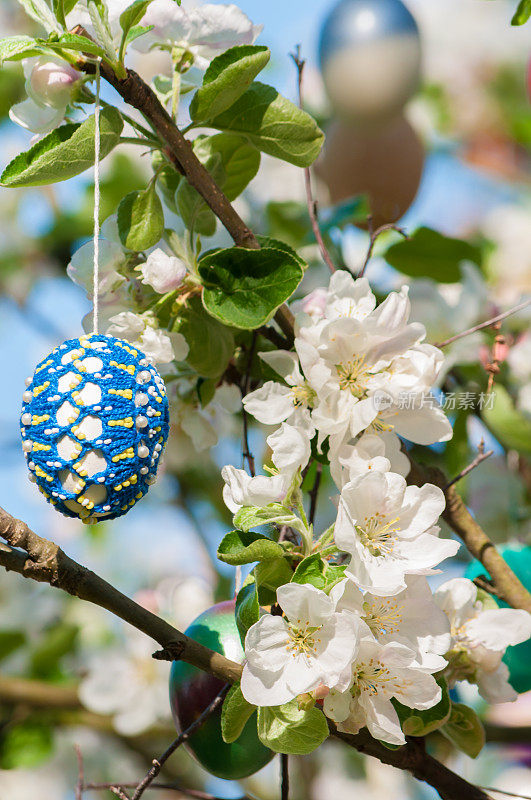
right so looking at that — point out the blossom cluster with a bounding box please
[221,271,531,745]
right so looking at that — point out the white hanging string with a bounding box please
[92,58,102,334]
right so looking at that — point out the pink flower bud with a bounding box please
[29,59,80,109]
[302,287,327,319]
[313,683,330,700]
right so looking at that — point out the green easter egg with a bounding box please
[169,600,273,780]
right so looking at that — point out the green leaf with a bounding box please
[221,684,257,743]
[172,295,234,378]
[512,0,531,24]
[190,45,271,123]
[119,0,153,58]
[440,702,485,758]
[257,701,329,755]
[217,530,284,566]
[0,630,26,663]
[123,23,153,49]
[15,0,62,33]
[291,553,327,589]
[233,504,308,538]
[254,557,294,605]
[199,245,303,330]
[384,226,482,282]
[151,151,181,211]
[393,677,451,736]
[235,581,260,645]
[45,33,107,57]
[0,36,42,63]
[88,0,116,61]
[291,554,345,592]
[209,81,325,167]
[120,0,152,32]
[482,386,531,455]
[175,133,260,236]
[117,183,164,251]
[193,134,261,201]
[256,234,307,270]
[1,107,123,188]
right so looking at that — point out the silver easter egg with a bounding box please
[319,0,422,122]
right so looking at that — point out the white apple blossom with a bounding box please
[328,431,410,489]
[79,626,170,735]
[138,248,187,294]
[171,382,241,451]
[67,239,126,297]
[106,310,188,364]
[241,582,363,706]
[298,284,451,445]
[221,465,291,515]
[434,578,531,703]
[10,57,80,134]
[331,575,451,671]
[323,638,442,745]
[335,470,460,596]
[242,350,316,429]
[267,420,312,475]
[136,1,263,69]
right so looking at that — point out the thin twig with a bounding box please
[308,463,322,526]
[479,789,531,799]
[131,685,229,800]
[435,298,531,348]
[75,744,84,800]
[110,789,131,800]
[445,441,494,489]
[281,754,289,800]
[359,221,408,278]
[290,46,336,274]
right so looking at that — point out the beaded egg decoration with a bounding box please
[20,333,169,523]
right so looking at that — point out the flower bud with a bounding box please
[296,692,316,711]
[138,248,187,294]
[28,59,80,109]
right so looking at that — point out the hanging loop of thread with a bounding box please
[92,58,102,334]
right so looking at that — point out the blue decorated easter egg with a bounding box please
[20,333,169,523]
[319,0,421,122]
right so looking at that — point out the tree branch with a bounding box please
[131,686,229,800]
[0,506,505,800]
[330,726,493,800]
[0,506,243,684]
[407,462,531,613]
[71,26,295,345]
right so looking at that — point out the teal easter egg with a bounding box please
[466,545,531,694]
[169,601,273,780]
